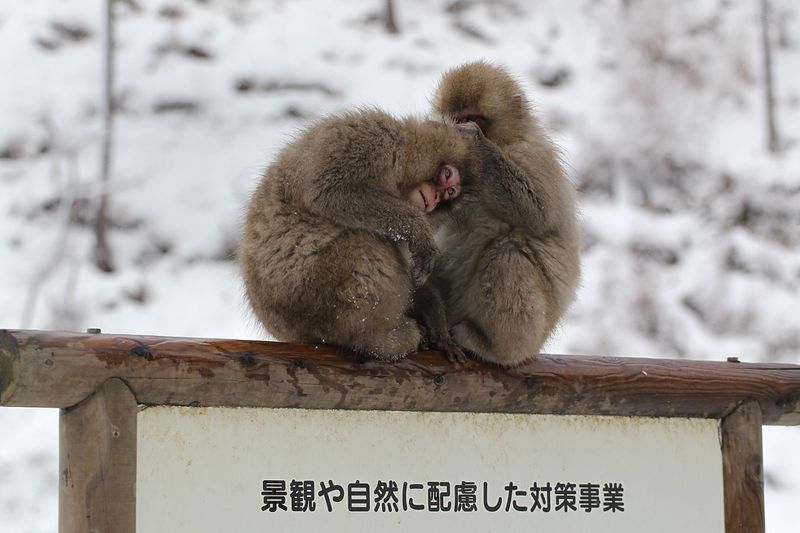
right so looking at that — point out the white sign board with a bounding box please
[137,407,724,533]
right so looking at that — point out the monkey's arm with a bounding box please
[307,185,439,286]
[477,139,552,230]
[410,275,466,364]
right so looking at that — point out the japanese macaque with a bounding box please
[425,61,581,366]
[240,109,481,360]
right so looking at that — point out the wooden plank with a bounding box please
[59,378,137,533]
[721,401,765,533]
[2,329,799,424]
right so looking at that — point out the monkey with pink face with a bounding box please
[419,62,581,367]
[240,109,482,360]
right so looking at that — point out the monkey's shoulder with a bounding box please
[301,109,406,144]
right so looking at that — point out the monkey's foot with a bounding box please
[357,317,423,362]
[450,321,491,363]
[433,339,467,365]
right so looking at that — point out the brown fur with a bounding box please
[240,109,481,360]
[429,61,581,366]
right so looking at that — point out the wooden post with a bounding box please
[59,378,137,533]
[722,401,765,533]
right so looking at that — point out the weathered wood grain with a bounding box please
[59,378,136,533]
[2,329,799,424]
[722,401,765,533]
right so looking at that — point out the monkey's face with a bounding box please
[407,164,461,213]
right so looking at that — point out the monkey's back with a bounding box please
[239,112,421,352]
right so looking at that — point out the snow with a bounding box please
[1,0,799,531]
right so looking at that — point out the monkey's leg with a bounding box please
[315,233,423,361]
[475,137,553,229]
[356,316,424,361]
[336,291,423,361]
[448,320,491,361]
[450,241,553,367]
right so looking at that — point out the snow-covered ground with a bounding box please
[1,0,798,531]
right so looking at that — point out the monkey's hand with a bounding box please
[409,238,440,288]
[304,182,441,285]
[456,120,483,139]
[409,277,465,364]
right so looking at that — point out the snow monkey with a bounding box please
[425,61,581,366]
[240,109,483,360]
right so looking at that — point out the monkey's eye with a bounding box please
[443,167,452,180]
[446,186,457,199]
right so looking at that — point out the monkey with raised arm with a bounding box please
[424,61,581,366]
[240,109,481,360]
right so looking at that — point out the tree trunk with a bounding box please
[385,0,399,34]
[760,0,780,153]
[94,0,115,272]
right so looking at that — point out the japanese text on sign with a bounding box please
[261,479,625,514]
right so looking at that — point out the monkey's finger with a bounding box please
[417,324,431,352]
[411,265,429,287]
[446,345,467,365]
[456,121,483,140]
[433,339,467,365]
[411,256,435,288]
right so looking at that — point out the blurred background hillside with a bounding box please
[1,0,798,531]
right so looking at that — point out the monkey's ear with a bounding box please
[511,94,525,119]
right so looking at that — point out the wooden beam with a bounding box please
[2,329,799,424]
[722,401,765,533]
[59,378,137,533]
